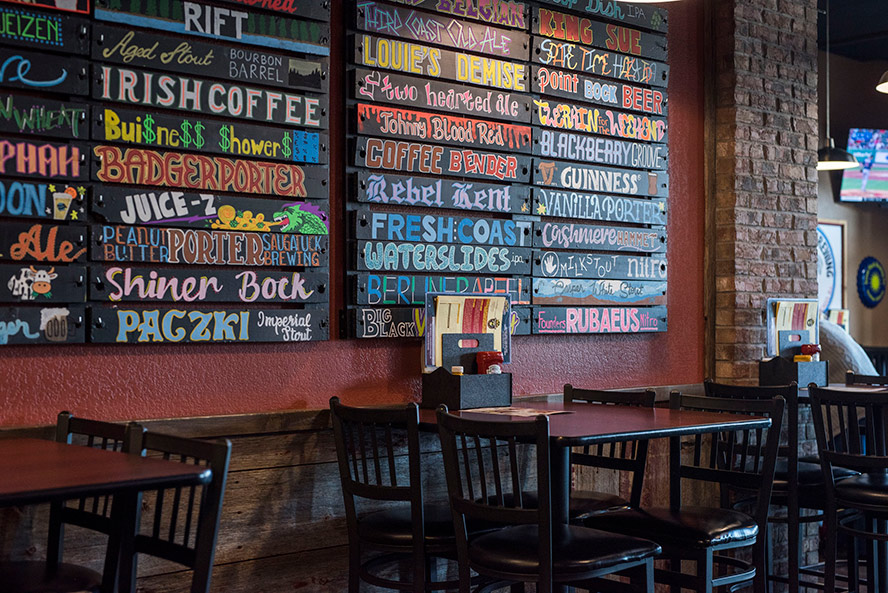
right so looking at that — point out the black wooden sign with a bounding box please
[533,220,666,253]
[357,1,530,60]
[355,209,533,247]
[92,224,328,268]
[90,305,329,343]
[0,138,87,181]
[0,222,86,263]
[532,98,667,144]
[94,65,327,129]
[0,263,85,302]
[0,180,86,222]
[92,146,328,199]
[357,103,532,153]
[0,304,84,344]
[90,265,327,304]
[355,68,531,123]
[356,171,530,215]
[533,6,667,61]
[533,129,667,170]
[534,159,668,197]
[357,240,533,275]
[381,0,527,29]
[92,24,329,94]
[0,94,89,139]
[533,250,667,280]
[533,188,666,225]
[355,33,528,93]
[0,47,88,95]
[94,107,328,164]
[532,277,666,307]
[534,1,667,33]
[351,304,531,338]
[92,186,329,235]
[532,66,666,116]
[356,137,531,183]
[94,0,331,56]
[532,37,668,88]
[215,0,329,21]
[532,305,666,334]
[0,5,89,54]
[355,272,530,306]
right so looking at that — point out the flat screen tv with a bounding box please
[839,128,888,202]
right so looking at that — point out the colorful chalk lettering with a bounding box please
[356,171,529,214]
[0,222,86,263]
[358,240,532,275]
[533,221,666,253]
[0,0,88,14]
[0,139,85,180]
[357,103,531,153]
[90,306,328,343]
[92,224,327,268]
[533,66,666,117]
[1,263,85,302]
[94,0,330,56]
[214,0,329,20]
[0,181,85,221]
[387,0,526,29]
[532,277,666,306]
[0,7,89,54]
[534,159,668,197]
[355,273,530,306]
[0,49,88,95]
[92,146,327,198]
[0,95,88,139]
[534,250,667,280]
[534,7,666,61]
[533,305,666,334]
[95,65,326,128]
[354,306,425,339]
[91,265,326,304]
[533,130,667,170]
[357,1,529,60]
[0,304,84,344]
[532,99,668,143]
[535,0,667,33]
[532,37,668,88]
[356,209,533,247]
[533,188,666,225]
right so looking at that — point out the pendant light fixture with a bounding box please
[818,0,860,171]
[877,70,888,94]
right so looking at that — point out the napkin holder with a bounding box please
[421,333,512,410]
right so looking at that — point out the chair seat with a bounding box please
[358,503,457,547]
[468,523,660,578]
[0,561,102,593]
[485,490,631,519]
[835,473,888,509]
[584,506,758,549]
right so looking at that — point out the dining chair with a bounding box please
[564,385,656,521]
[846,370,888,386]
[436,405,661,593]
[585,393,784,593]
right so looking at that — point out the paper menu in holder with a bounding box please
[766,298,819,357]
[424,293,510,369]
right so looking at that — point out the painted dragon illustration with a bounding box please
[273,203,329,235]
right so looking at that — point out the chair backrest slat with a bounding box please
[846,371,888,386]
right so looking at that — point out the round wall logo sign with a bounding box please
[857,256,886,308]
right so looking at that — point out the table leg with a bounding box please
[108,491,140,593]
[550,445,570,593]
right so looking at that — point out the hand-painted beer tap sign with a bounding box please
[0,6,89,54]
[532,99,667,143]
[534,7,666,62]
[532,66,666,116]
[534,250,667,280]
[357,137,531,183]
[355,209,533,247]
[0,263,85,302]
[356,34,528,92]
[93,224,328,268]
[0,139,86,180]
[355,68,531,123]
[91,266,326,304]
[0,95,88,139]
[0,222,86,263]
[215,0,330,20]
[93,25,329,94]
[533,277,666,307]
[533,188,666,225]
[533,305,666,334]
[0,304,84,344]
[534,130,667,170]
[534,221,665,253]
[93,146,328,199]
[0,181,85,222]
[357,1,530,60]
[356,171,529,215]
[534,159,667,197]
[356,273,530,306]
[0,48,88,95]
[383,0,526,29]
[94,0,330,56]
[358,240,532,275]
[0,0,89,15]
[535,0,667,33]
[353,306,426,339]
[95,66,326,129]
[95,107,328,164]
[533,38,668,88]
[357,103,531,153]
[91,306,328,343]
[92,186,329,235]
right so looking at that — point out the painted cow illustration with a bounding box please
[6,266,57,300]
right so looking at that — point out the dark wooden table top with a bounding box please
[419,400,771,446]
[0,438,211,506]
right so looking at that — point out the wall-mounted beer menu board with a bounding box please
[0,0,330,345]
[346,0,669,338]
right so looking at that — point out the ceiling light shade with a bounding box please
[817,139,860,171]
[877,70,888,94]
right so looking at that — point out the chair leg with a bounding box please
[670,554,683,593]
[347,539,361,593]
[697,549,713,593]
[824,507,838,593]
[509,584,525,593]
[753,536,768,593]
[627,559,655,593]
[787,496,801,593]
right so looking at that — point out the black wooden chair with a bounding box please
[118,428,231,593]
[0,411,140,593]
[846,370,888,386]
[564,385,656,521]
[585,393,784,593]
[436,405,661,593]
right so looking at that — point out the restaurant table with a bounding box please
[0,438,212,593]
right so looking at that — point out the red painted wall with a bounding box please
[0,4,705,427]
